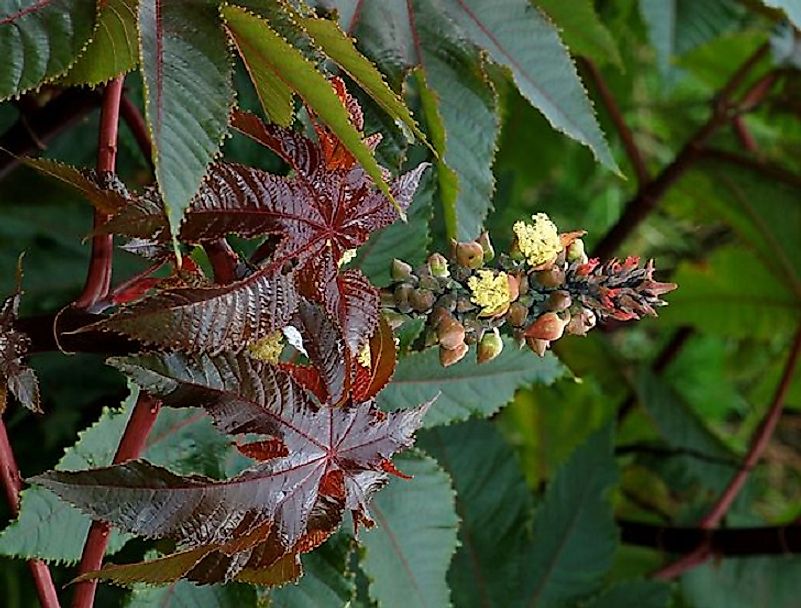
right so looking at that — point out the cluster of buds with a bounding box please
[381,213,676,367]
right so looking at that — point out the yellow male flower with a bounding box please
[248,331,284,363]
[513,213,563,267]
[357,342,372,368]
[468,269,512,316]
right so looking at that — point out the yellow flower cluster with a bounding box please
[357,342,371,368]
[248,331,284,363]
[468,270,511,316]
[513,213,562,267]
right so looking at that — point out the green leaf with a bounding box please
[639,0,743,74]
[221,4,400,215]
[585,580,671,608]
[0,387,230,563]
[301,15,428,147]
[419,420,532,608]
[269,533,354,607]
[138,0,233,241]
[355,170,433,287]
[0,0,98,99]
[659,247,801,339]
[61,0,139,86]
[536,0,622,68]
[681,556,801,608]
[519,423,619,607]
[632,370,738,492]
[437,0,617,171]
[360,452,459,608]
[412,0,500,240]
[126,580,257,607]
[761,0,801,29]
[377,338,565,428]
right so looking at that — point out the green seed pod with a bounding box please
[427,253,450,278]
[391,259,413,282]
[478,231,495,262]
[477,328,504,364]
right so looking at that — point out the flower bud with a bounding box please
[565,308,596,336]
[409,288,436,312]
[508,302,529,327]
[455,241,485,269]
[546,290,572,312]
[427,253,450,278]
[478,231,495,262]
[437,315,466,350]
[525,336,549,357]
[436,293,457,312]
[477,329,504,364]
[440,342,469,367]
[391,259,413,282]
[393,284,413,313]
[524,312,568,341]
[419,275,440,291]
[567,238,586,263]
[532,268,565,288]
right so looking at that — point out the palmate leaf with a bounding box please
[0,0,98,99]
[93,109,428,354]
[33,351,429,585]
[436,0,617,172]
[138,0,234,242]
[61,0,139,86]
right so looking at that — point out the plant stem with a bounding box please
[651,323,801,580]
[71,392,161,608]
[74,77,125,310]
[580,58,649,186]
[0,418,61,608]
[119,94,154,172]
[591,43,770,259]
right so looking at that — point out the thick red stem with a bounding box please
[70,392,161,608]
[74,77,124,310]
[0,419,61,608]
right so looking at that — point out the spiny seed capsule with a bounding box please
[409,288,436,312]
[454,240,485,269]
[427,253,450,278]
[546,290,572,312]
[391,259,413,282]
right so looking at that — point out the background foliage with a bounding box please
[2,0,801,607]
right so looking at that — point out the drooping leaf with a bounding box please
[519,423,619,607]
[411,0,500,240]
[585,580,671,608]
[419,420,532,608]
[536,0,622,68]
[23,157,130,215]
[34,351,430,584]
[300,15,428,147]
[437,0,617,171]
[138,0,233,241]
[0,0,98,99]
[61,0,139,86]
[221,4,399,212]
[359,452,459,608]
[377,338,565,427]
[0,387,230,563]
[268,532,355,607]
[126,579,257,608]
[640,0,743,74]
